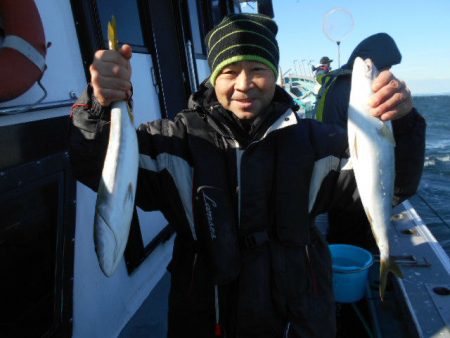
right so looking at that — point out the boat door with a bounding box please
[74,0,198,119]
[142,0,198,118]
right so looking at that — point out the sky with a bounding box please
[244,0,450,95]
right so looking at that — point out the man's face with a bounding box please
[214,61,276,120]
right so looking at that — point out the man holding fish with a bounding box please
[69,13,424,338]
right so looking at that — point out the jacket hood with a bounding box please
[342,33,402,70]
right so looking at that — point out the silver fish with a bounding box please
[347,57,402,299]
[94,17,139,277]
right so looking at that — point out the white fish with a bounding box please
[347,57,402,299]
[93,17,139,277]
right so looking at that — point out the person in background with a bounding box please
[312,56,333,79]
[69,14,424,338]
[311,56,334,118]
[317,33,426,251]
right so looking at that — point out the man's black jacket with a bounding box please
[69,81,425,337]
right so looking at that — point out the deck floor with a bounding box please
[119,272,170,338]
[118,204,450,338]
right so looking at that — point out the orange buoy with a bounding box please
[0,0,47,102]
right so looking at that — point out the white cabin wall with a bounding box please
[0,0,86,124]
[130,54,161,125]
[33,0,86,103]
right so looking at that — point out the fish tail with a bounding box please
[379,256,403,300]
[108,16,118,51]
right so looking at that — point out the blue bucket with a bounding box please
[329,244,373,303]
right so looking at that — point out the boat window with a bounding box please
[256,0,274,17]
[188,0,207,57]
[238,0,273,16]
[239,1,258,13]
[232,0,241,13]
[196,0,233,38]
[291,87,303,97]
[208,0,233,25]
[96,0,146,51]
[210,0,224,24]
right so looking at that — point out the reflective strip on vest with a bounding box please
[314,69,352,122]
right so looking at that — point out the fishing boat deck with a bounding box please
[119,273,170,338]
[120,201,450,338]
[385,201,450,337]
[321,201,450,338]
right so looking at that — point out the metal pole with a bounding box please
[301,59,307,76]
[337,41,341,68]
[308,59,314,77]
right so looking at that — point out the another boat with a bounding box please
[0,1,448,337]
[281,73,318,118]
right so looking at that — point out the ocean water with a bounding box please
[409,95,450,257]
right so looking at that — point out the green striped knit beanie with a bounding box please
[206,13,279,86]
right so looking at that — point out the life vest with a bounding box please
[314,68,352,122]
[0,0,47,102]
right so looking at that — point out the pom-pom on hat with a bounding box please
[205,13,279,86]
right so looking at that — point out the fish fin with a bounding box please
[379,123,396,146]
[127,106,135,124]
[108,16,118,51]
[125,183,134,205]
[379,256,403,301]
[364,209,373,226]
